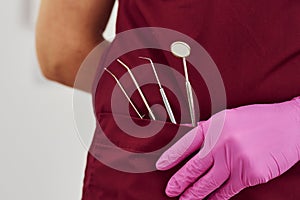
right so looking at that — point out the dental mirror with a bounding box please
[170,41,196,127]
[171,41,191,58]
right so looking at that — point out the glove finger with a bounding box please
[180,161,230,200]
[156,123,204,170]
[165,153,214,197]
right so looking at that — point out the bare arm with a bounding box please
[36,0,115,91]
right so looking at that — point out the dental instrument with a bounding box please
[105,68,144,119]
[117,59,156,120]
[171,41,196,127]
[139,57,177,124]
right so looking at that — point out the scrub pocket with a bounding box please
[82,112,193,200]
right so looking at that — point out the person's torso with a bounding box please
[83,1,300,199]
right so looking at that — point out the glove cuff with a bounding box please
[292,97,300,127]
[294,96,300,105]
[293,96,300,107]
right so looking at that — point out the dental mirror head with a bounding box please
[171,41,191,58]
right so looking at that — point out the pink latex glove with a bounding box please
[156,97,300,200]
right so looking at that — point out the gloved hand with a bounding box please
[156,97,300,200]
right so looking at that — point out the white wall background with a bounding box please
[0,1,118,199]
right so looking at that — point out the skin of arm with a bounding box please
[36,0,115,92]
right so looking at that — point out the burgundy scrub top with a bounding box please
[82,0,300,199]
